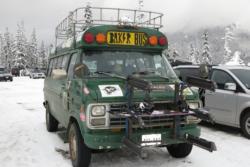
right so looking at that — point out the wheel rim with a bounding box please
[70,131,77,161]
[245,117,250,134]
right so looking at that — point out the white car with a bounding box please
[30,69,46,79]
[174,65,250,139]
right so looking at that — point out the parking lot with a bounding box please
[0,77,249,167]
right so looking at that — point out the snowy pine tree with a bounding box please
[38,41,47,68]
[84,3,93,25]
[222,24,235,64]
[2,28,14,69]
[201,31,212,65]
[137,0,145,24]
[189,44,196,64]
[172,49,179,62]
[0,33,3,65]
[1,21,49,69]
[14,21,28,68]
[195,48,201,64]
[27,28,38,68]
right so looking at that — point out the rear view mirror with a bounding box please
[225,83,237,91]
[199,64,209,78]
[74,63,90,78]
[51,69,67,80]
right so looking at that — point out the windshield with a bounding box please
[230,69,250,89]
[82,51,177,79]
[0,68,7,74]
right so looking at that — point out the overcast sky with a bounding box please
[1,0,250,44]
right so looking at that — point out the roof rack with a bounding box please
[55,6,164,46]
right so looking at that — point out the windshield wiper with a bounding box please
[132,70,156,75]
[132,70,169,80]
[94,71,126,80]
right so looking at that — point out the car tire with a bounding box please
[167,143,193,158]
[240,112,250,139]
[68,123,91,167]
[45,104,58,132]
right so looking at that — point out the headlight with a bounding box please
[91,105,106,117]
[188,102,200,110]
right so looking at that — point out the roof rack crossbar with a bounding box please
[55,6,164,43]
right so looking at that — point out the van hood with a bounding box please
[85,77,198,103]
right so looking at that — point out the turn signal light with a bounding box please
[83,33,94,44]
[149,36,158,46]
[159,36,167,46]
[96,33,106,44]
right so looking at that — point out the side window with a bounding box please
[53,58,58,69]
[48,59,54,76]
[67,53,79,79]
[57,56,63,69]
[179,68,200,82]
[211,70,235,90]
[61,55,70,71]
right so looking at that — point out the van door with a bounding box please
[205,69,238,126]
[49,55,68,126]
[61,53,79,126]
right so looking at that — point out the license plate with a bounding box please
[141,134,161,146]
[107,31,147,46]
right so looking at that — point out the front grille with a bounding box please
[109,104,186,129]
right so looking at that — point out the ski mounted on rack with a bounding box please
[108,75,217,158]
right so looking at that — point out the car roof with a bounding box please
[173,65,199,69]
[213,65,250,70]
[174,64,250,70]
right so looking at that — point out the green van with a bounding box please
[43,7,215,167]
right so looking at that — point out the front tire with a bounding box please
[167,143,193,158]
[241,112,250,139]
[69,123,91,167]
[45,104,58,132]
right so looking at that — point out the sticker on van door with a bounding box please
[99,85,123,97]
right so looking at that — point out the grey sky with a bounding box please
[0,0,250,44]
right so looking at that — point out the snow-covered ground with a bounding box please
[0,77,249,167]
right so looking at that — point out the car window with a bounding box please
[211,70,235,90]
[230,69,250,89]
[178,68,200,82]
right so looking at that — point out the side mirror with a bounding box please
[74,63,89,78]
[225,83,237,91]
[199,64,209,78]
[51,69,67,80]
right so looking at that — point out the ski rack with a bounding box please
[117,76,217,158]
[55,6,164,47]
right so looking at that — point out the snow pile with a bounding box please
[225,51,245,66]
